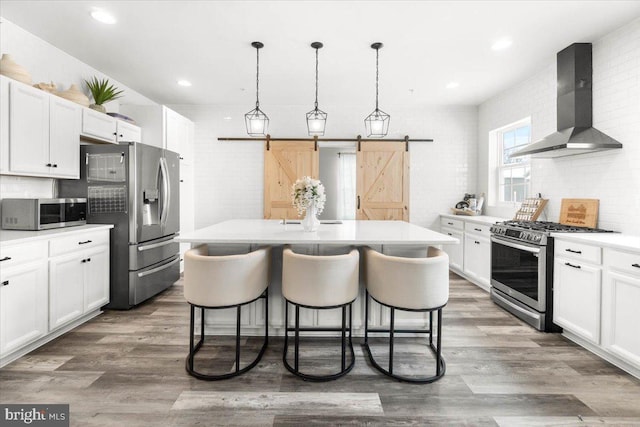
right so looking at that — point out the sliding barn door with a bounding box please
[356,140,409,221]
[264,141,319,219]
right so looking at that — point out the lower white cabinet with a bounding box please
[49,243,109,331]
[602,249,640,368]
[441,228,463,272]
[0,226,111,366]
[553,254,602,344]
[463,233,491,288]
[0,261,48,357]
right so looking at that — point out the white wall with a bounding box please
[171,104,478,231]
[479,17,640,234]
[0,17,156,200]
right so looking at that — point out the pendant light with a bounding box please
[306,42,327,136]
[245,41,269,136]
[364,42,390,137]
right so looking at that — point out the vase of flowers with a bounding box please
[292,176,326,232]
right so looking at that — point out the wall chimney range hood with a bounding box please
[511,43,622,159]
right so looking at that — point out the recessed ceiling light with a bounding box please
[223,116,233,121]
[446,82,460,89]
[491,38,513,51]
[90,8,117,25]
[177,80,192,87]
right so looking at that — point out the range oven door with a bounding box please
[490,236,546,312]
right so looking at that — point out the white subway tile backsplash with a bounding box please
[479,17,640,235]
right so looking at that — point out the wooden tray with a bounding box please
[559,199,599,228]
[450,207,479,216]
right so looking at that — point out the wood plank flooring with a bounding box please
[2,273,640,426]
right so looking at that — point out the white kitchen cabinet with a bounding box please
[553,241,602,345]
[440,218,464,272]
[0,258,48,358]
[8,78,50,175]
[49,95,81,178]
[116,120,142,143]
[602,249,640,368]
[81,108,117,143]
[1,76,81,178]
[49,230,110,331]
[463,232,491,289]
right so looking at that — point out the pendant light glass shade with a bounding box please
[245,41,269,136]
[364,42,390,138]
[306,42,327,136]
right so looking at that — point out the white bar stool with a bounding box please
[282,245,359,381]
[363,246,449,383]
[183,245,271,380]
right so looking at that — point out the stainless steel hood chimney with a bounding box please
[511,43,622,158]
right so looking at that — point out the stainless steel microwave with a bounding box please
[1,198,87,230]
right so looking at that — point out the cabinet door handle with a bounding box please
[119,134,124,138]
[52,164,58,168]
[632,263,640,269]
[0,256,11,262]
[86,258,91,262]
[1,280,8,286]
[46,163,52,167]
[475,241,480,245]
[565,262,581,269]
[180,179,184,183]
[447,233,452,236]
[565,248,582,254]
[447,222,454,225]
[78,240,92,245]
[179,156,184,160]
[474,228,482,232]
[113,132,117,136]
[81,259,87,263]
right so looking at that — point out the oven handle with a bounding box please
[491,236,540,254]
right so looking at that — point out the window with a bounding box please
[490,118,531,204]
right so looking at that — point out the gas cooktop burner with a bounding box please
[490,220,615,246]
[501,220,615,233]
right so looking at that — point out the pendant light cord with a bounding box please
[255,47,260,109]
[375,47,379,111]
[314,47,319,110]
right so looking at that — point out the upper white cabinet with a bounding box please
[81,108,117,143]
[81,109,142,144]
[2,77,82,178]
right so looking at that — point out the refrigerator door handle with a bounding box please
[159,157,170,227]
[137,256,180,278]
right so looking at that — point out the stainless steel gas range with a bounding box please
[489,221,613,332]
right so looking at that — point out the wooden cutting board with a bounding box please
[559,199,599,228]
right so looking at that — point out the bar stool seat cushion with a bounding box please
[184,245,270,308]
[364,247,449,310]
[282,247,359,308]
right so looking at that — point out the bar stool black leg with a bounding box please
[265,289,269,345]
[341,306,346,371]
[429,311,433,346]
[201,307,205,343]
[235,306,241,373]
[189,305,195,370]
[294,305,300,372]
[389,307,395,375]
[364,291,369,345]
[436,309,442,377]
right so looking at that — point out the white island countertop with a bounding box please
[176,219,459,246]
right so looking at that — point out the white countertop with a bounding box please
[440,213,509,226]
[0,224,114,245]
[551,232,640,252]
[176,220,459,246]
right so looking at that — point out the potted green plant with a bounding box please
[84,77,124,113]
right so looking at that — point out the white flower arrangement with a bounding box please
[291,176,326,216]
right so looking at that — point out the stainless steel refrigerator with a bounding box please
[59,142,180,309]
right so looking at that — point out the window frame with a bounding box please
[488,118,532,206]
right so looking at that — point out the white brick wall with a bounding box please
[173,104,478,231]
[479,17,640,234]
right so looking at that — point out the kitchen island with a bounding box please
[176,219,458,335]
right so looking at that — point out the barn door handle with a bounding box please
[357,195,360,209]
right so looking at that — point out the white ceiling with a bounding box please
[2,1,640,108]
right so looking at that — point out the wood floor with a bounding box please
[2,273,640,426]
